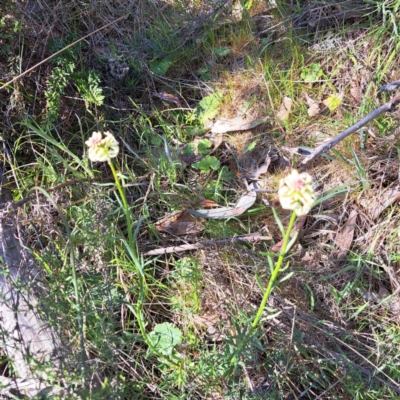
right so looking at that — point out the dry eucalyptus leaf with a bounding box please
[335,209,358,259]
[210,132,223,153]
[187,182,258,219]
[350,76,361,104]
[201,199,221,208]
[305,92,342,117]
[276,96,293,121]
[305,93,321,118]
[153,92,181,106]
[211,116,269,134]
[359,188,400,220]
[155,210,204,235]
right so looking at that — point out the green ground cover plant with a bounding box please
[1,0,400,398]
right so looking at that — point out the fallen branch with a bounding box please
[143,232,272,256]
[300,85,400,164]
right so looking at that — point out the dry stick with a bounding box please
[0,14,129,90]
[143,232,272,256]
[301,91,400,164]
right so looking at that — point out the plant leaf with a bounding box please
[213,47,230,57]
[198,139,212,155]
[335,209,358,259]
[182,143,195,156]
[150,59,173,76]
[276,96,292,121]
[187,182,257,219]
[195,92,222,125]
[192,155,220,172]
[301,63,324,82]
[322,93,343,112]
[148,322,182,356]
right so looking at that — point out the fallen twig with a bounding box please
[143,232,272,256]
[300,86,400,164]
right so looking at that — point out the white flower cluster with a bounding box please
[278,170,315,216]
[85,131,119,162]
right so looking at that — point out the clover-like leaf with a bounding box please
[322,93,343,112]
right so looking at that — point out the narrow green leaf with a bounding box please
[272,208,285,237]
[277,271,294,283]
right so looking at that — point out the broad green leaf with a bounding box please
[220,166,235,181]
[148,322,182,356]
[192,155,220,172]
[198,139,212,154]
[195,92,222,124]
[197,65,211,80]
[150,59,173,76]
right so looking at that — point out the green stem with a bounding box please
[109,160,134,251]
[251,211,297,329]
[227,211,297,370]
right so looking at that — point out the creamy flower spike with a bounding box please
[278,170,315,216]
[85,131,119,162]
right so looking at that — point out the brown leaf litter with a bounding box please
[335,209,358,259]
[155,210,204,236]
